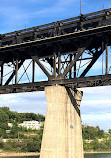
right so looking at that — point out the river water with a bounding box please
[0,154,111,158]
[84,153,111,158]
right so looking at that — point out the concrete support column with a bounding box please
[40,85,84,158]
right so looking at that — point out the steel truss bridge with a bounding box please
[0,8,111,94]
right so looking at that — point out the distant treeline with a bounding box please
[0,106,44,152]
[0,106,45,138]
[0,106,45,123]
[0,106,111,152]
[82,125,104,140]
[82,125,111,151]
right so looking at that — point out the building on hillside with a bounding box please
[8,123,13,128]
[19,121,42,130]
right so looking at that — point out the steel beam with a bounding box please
[46,58,59,75]
[58,47,86,78]
[80,48,104,77]
[0,74,111,94]
[74,53,76,78]
[53,54,57,78]
[0,64,3,86]
[32,60,35,82]
[15,59,18,84]
[106,45,108,74]
[5,60,25,85]
[31,56,52,79]
[69,54,72,78]
[58,52,61,75]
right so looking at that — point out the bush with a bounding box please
[0,140,4,148]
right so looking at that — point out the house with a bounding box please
[19,121,42,130]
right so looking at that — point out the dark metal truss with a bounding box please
[0,74,111,94]
[1,8,111,47]
[0,9,111,94]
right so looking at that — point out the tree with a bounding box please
[92,138,99,151]
[82,125,104,140]
[0,110,9,123]
[9,111,18,121]
[108,129,111,134]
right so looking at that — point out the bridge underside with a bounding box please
[0,21,111,95]
[0,8,111,158]
[0,74,110,94]
[0,24,111,95]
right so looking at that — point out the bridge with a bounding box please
[0,8,111,158]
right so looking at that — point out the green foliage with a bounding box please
[9,111,18,122]
[0,110,9,123]
[3,140,27,152]
[82,125,104,140]
[83,125,111,152]
[0,106,44,152]
[0,140,4,148]
[108,129,111,134]
[3,126,43,152]
[9,122,19,139]
[84,137,111,151]
[0,128,7,138]
[0,106,111,153]
[0,106,45,124]
[16,113,45,123]
[27,139,41,152]
[83,139,93,151]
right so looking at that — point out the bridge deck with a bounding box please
[0,8,111,94]
[0,24,111,63]
[1,24,111,50]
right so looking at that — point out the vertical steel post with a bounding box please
[74,53,76,78]
[53,54,57,78]
[0,64,3,86]
[102,42,104,75]
[58,52,61,75]
[106,45,108,74]
[32,60,35,82]
[15,59,18,84]
[69,54,72,78]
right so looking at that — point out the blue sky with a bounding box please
[0,0,111,33]
[0,0,111,131]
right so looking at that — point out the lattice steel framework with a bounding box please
[0,8,111,93]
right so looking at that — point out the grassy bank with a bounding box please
[0,107,111,153]
[0,152,40,157]
[0,151,111,157]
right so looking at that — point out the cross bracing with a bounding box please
[0,8,111,94]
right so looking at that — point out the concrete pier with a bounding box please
[40,85,84,158]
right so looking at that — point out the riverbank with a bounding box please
[84,151,111,154]
[0,152,40,157]
[0,151,111,157]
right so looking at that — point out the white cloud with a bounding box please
[80,86,111,97]
[79,86,111,115]
[81,113,111,131]
[0,91,47,114]
[0,0,111,131]
[81,100,111,107]
[0,85,111,131]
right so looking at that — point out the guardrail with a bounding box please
[0,8,111,47]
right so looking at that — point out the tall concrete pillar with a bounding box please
[40,85,84,158]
